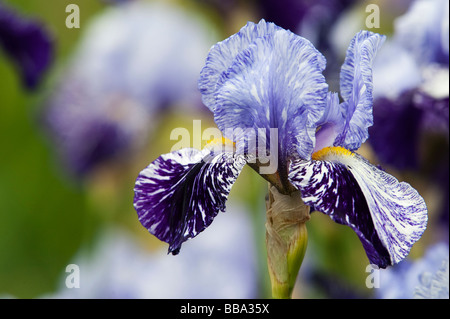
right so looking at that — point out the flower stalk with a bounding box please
[265,184,310,299]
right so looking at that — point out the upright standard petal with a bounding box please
[211,24,328,163]
[288,147,427,268]
[337,31,385,151]
[133,147,246,255]
[198,20,282,112]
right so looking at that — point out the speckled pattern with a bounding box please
[134,148,246,254]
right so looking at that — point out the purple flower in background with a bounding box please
[371,0,449,170]
[258,0,356,91]
[134,20,427,269]
[370,0,449,234]
[0,3,53,89]
[43,1,215,177]
[45,76,151,176]
[258,0,355,37]
[394,0,449,67]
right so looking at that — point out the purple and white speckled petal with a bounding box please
[337,31,385,151]
[213,27,328,161]
[288,150,427,267]
[133,148,246,255]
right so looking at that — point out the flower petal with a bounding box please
[212,25,328,161]
[198,19,282,112]
[337,31,385,151]
[288,148,427,267]
[314,92,345,152]
[133,148,246,255]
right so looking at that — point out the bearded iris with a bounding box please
[134,20,427,282]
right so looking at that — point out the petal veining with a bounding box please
[289,148,427,267]
[134,148,246,254]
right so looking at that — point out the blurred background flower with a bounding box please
[375,242,449,299]
[43,202,259,299]
[0,0,448,299]
[0,2,53,90]
[370,0,449,242]
[43,0,216,178]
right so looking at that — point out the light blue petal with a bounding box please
[314,92,345,152]
[337,30,386,151]
[375,242,449,299]
[198,19,282,112]
[414,249,449,299]
[394,0,449,65]
[442,1,449,58]
[372,40,422,100]
[212,28,328,162]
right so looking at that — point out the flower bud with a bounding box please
[265,185,310,298]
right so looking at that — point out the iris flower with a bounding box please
[134,20,427,270]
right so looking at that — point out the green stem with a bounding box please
[265,185,310,299]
